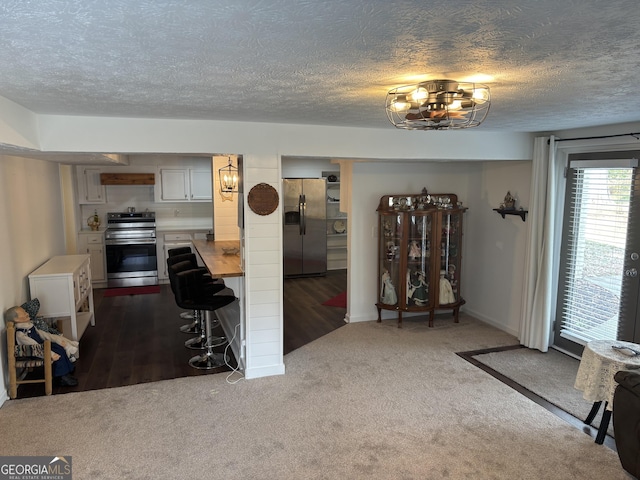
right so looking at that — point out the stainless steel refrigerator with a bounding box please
[283,178,327,277]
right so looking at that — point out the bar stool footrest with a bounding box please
[189,352,229,370]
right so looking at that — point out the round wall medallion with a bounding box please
[247,182,279,216]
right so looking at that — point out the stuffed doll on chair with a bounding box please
[4,304,79,386]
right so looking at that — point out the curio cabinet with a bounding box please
[376,191,467,327]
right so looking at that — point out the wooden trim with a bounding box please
[100,173,155,185]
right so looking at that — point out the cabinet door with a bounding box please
[378,212,403,307]
[78,234,106,283]
[189,169,212,200]
[437,211,463,305]
[406,212,434,308]
[160,169,189,201]
[87,244,105,282]
[78,167,106,204]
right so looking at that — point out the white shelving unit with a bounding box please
[323,171,347,270]
[28,254,95,341]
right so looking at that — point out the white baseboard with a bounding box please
[0,389,8,408]
[462,307,520,338]
[244,363,285,379]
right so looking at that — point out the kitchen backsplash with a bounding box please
[80,184,213,231]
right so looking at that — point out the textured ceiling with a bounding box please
[1,0,640,133]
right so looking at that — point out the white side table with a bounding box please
[574,339,640,444]
[28,254,95,341]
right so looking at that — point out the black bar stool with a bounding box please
[167,252,224,334]
[174,268,236,370]
[168,258,226,350]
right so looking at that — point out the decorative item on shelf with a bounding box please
[87,210,100,231]
[500,191,516,210]
[494,190,527,221]
[408,269,429,306]
[386,79,491,130]
[380,269,398,305]
[327,174,338,183]
[333,220,346,234]
[439,270,457,305]
[408,240,421,260]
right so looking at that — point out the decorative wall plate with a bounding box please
[247,182,279,216]
[333,220,346,234]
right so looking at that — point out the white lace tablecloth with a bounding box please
[574,339,640,411]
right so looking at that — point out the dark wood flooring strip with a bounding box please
[456,347,617,451]
[283,269,347,355]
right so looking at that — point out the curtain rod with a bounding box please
[548,132,640,144]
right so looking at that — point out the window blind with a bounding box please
[558,163,635,344]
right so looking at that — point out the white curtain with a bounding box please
[519,136,563,351]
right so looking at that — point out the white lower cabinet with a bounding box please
[28,254,96,341]
[77,231,107,285]
[160,233,193,280]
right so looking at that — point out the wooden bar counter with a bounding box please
[192,239,245,370]
[192,239,244,278]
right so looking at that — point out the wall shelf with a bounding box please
[493,208,528,221]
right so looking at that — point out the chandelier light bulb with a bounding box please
[472,87,490,103]
[390,95,410,112]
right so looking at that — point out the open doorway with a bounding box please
[282,157,349,354]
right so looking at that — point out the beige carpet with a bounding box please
[0,314,628,479]
[472,347,615,437]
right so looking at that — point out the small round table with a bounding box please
[574,339,640,444]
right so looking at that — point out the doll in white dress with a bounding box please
[380,269,398,305]
[439,270,456,304]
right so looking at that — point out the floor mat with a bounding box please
[322,291,346,308]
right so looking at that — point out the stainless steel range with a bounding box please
[105,211,158,287]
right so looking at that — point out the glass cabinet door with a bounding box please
[379,213,402,306]
[439,212,462,305]
[406,212,433,308]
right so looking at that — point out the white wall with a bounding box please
[0,155,66,404]
[463,161,532,336]
[32,115,533,161]
[282,156,336,178]
[243,154,284,379]
[345,160,532,335]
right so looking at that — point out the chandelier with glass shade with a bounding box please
[386,79,490,130]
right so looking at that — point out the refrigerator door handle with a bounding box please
[299,194,306,235]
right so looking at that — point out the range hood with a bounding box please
[100,173,155,185]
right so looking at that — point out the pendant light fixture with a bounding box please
[386,79,490,130]
[218,156,238,193]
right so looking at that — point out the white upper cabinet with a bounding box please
[158,168,190,201]
[189,168,213,200]
[77,167,106,204]
[156,164,212,202]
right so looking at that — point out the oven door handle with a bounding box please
[105,239,157,246]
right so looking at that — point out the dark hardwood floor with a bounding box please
[283,269,348,355]
[14,269,347,398]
